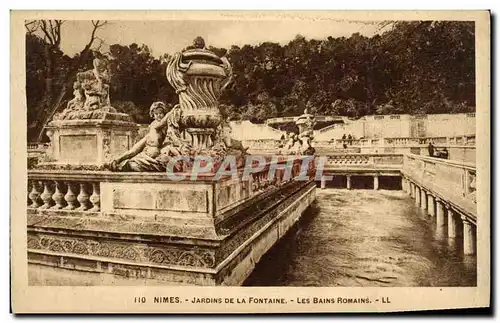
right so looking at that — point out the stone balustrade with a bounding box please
[26,156,316,286]
[27,156,311,220]
[28,180,100,212]
[313,136,476,163]
[315,135,475,148]
[27,142,49,154]
[321,153,404,169]
[401,153,476,255]
[318,153,404,190]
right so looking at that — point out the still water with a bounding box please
[244,189,477,287]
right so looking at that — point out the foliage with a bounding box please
[26,21,475,141]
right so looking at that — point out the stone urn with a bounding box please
[166,37,232,150]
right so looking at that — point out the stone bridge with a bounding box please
[401,154,477,255]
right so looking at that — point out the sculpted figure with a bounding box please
[66,81,85,111]
[77,57,112,110]
[52,57,119,121]
[92,57,111,107]
[214,119,249,156]
[107,102,191,172]
[296,109,316,155]
[53,81,86,120]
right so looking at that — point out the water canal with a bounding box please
[244,189,477,287]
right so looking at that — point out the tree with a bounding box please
[26,20,476,137]
[26,20,108,141]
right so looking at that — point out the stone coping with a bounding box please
[320,153,404,157]
[28,169,238,184]
[47,117,137,128]
[405,153,476,170]
[28,155,313,183]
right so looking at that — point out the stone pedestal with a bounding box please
[44,115,138,166]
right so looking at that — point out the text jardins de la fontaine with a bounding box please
[135,296,384,305]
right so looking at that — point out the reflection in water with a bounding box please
[244,189,477,287]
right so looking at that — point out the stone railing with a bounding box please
[313,136,476,163]
[321,153,404,170]
[27,142,49,154]
[315,135,475,148]
[401,154,476,222]
[27,156,313,222]
[266,115,345,125]
[242,139,282,151]
[28,179,101,212]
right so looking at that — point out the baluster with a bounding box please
[39,181,54,209]
[28,181,42,208]
[89,182,101,212]
[51,181,66,209]
[77,183,91,211]
[64,182,78,210]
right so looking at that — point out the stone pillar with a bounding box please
[461,216,476,255]
[373,175,379,190]
[320,175,326,189]
[401,177,407,193]
[447,207,457,238]
[436,199,445,227]
[410,182,415,198]
[346,175,351,190]
[415,186,420,206]
[420,189,427,211]
[427,194,435,216]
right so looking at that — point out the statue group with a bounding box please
[106,101,248,172]
[105,37,250,172]
[48,37,313,173]
[279,109,316,156]
[54,57,116,121]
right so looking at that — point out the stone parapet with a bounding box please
[401,153,476,223]
[26,157,316,285]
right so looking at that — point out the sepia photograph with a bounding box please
[11,10,490,313]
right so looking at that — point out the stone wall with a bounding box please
[314,113,476,140]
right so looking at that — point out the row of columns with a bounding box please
[402,177,476,255]
[320,175,378,190]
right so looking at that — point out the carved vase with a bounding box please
[166,44,232,150]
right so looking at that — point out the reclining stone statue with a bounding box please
[106,102,192,172]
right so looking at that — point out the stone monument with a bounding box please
[282,109,316,155]
[26,38,316,286]
[41,57,138,168]
[165,36,233,151]
[103,37,247,173]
